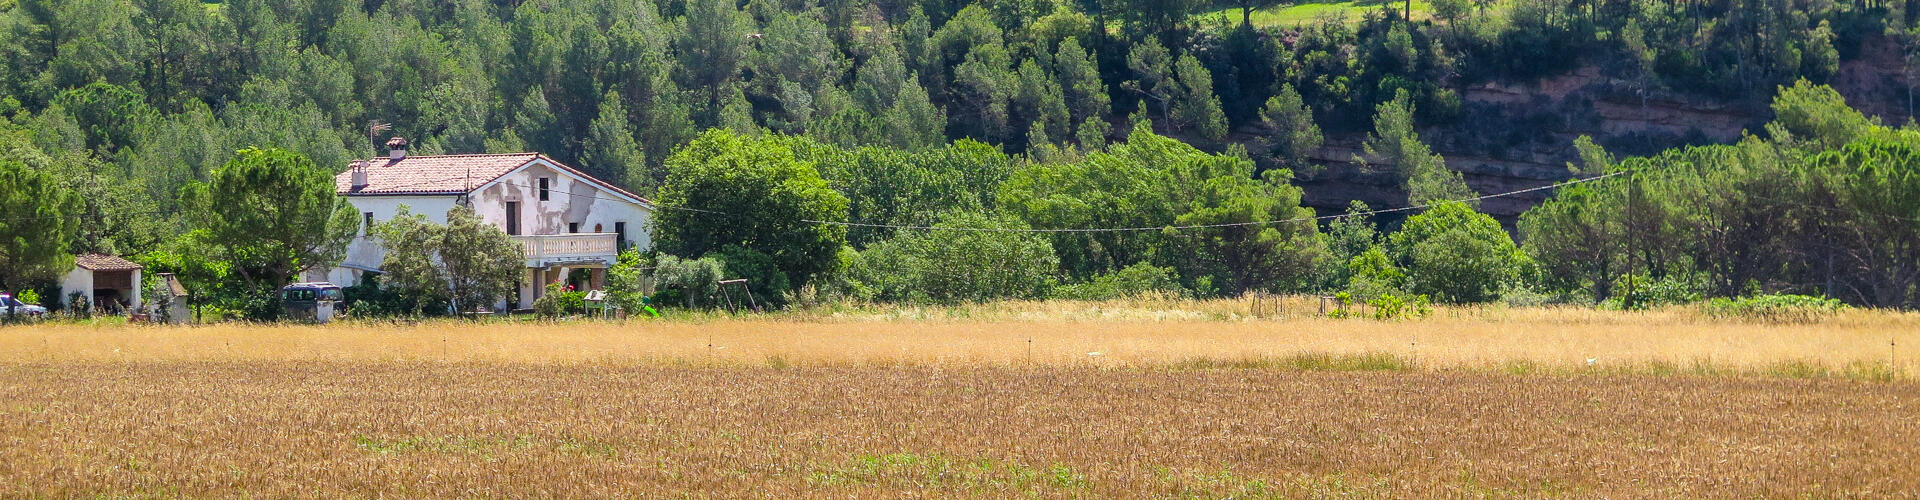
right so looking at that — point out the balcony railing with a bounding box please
[514,233,619,267]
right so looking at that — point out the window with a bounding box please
[505,202,521,235]
[538,178,550,201]
[363,212,374,234]
[614,222,627,249]
[568,222,580,233]
[594,224,603,233]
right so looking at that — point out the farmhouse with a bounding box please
[313,138,653,310]
[61,253,143,313]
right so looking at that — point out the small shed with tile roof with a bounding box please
[61,253,143,313]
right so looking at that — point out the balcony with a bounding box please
[514,233,619,268]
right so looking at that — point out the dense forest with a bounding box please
[1,0,1917,315]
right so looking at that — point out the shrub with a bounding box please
[651,254,726,309]
[66,292,91,319]
[714,245,792,308]
[532,282,587,318]
[1327,291,1431,320]
[341,274,435,318]
[850,212,1058,303]
[1701,294,1847,324]
[1052,262,1185,300]
[1603,273,1707,310]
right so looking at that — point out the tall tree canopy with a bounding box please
[178,147,357,316]
[653,129,850,286]
[0,158,81,293]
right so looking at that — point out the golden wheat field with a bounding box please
[3,300,1919,497]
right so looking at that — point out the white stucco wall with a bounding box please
[58,268,141,311]
[318,158,653,299]
[59,267,91,308]
[469,160,654,250]
[322,195,462,286]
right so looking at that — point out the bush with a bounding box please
[1701,294,1847,323]
[66,292,91,319]
[1052,262,1186,300]
[532,282,587,318]
[651,254,726,308]
[714,245,793,309]
[1603,273,1707,310]
[341,274,441,318]
[850,212,1058,303]
[1328,291,1431,320]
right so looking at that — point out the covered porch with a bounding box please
[512,233,619,310]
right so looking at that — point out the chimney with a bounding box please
[386,136,409,161]
[350,161,369,190]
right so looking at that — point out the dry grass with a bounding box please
[5,298,1916,377]
[2,362,1915,497]
[3,300,1917,496]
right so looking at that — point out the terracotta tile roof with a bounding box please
[335,153,540,195]
[333,152,653,205]
[74,253,142,272]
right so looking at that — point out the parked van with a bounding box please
[281,282,343,323]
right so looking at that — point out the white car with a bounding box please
[0,294,49,319]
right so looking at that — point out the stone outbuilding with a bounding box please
[61,253,142,313]
[149,272,190,324]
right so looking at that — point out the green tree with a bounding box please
[676,0,753,105]
[368,206,449,315]
[1054,37,1111,147]
[1519,182,1626,300]
[654,129,850,288]
[1170,54,1228,140]
[852,211,1057,302]
[1360,89,1473,206]
[1388,202,1526,303]
[1767,79,1874,150]
[1013,58,1070,148]
[1800,131,1920,308]
[1344,245,1409,301]
[178,147,358,318]
[882,74,948,151]
[1260,83,1323,169]
[1123,38,1174,129]
[50,81,156,154]
[583,90,651,193]
[1320,200,1379,288]
[437,203,527,314]
[1107,0,1205,41]
[0,158,81,294]
[1171,168,1327,293]
[604,248,653,314]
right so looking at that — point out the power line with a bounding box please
[509,172,1627,233]
[793,172,1629,233]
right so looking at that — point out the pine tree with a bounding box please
[1170,54,1228,140]
[583,90,652,193]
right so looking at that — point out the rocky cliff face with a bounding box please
[1281,36,1911,230]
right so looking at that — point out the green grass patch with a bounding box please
[352,434,620,458]
[1700,294,1848,324]
[1173,352,1415,372]
[1194,0,1439,27]
[808,453,1086,493]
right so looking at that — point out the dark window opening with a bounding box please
[614,222,627,250]
[568,222,580,233]
[505,202,521,235]
[538,178,550,201]
[363,212,374,234]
